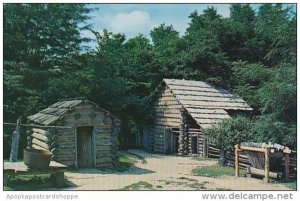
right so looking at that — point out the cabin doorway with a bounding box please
[191,136,198,154]
[164,128,179,154]
[77,126,94,168]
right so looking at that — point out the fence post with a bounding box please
[284,153,290,181]
[10,118,21,162]
[264,147,270,183]
[203,137,208,157]
[235,144,240,177]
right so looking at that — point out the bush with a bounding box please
[206,117,253,166]
[206,117,253,152]
[252,115,296,149]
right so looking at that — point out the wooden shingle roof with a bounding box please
[163,79,253,129]
[28,98,119,125]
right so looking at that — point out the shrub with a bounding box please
[206,117,253,166]
[252,115,296,149]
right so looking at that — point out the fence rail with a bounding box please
[208,145,297,179]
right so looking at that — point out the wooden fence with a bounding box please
[208,145,297,179]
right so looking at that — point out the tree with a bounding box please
[220,4,264,63]
[4,3,92,116]
[3,3,92,158]
[253,115,296,148]
[206,117,253,166]
[255,4,296,66]
[184,7,230,86]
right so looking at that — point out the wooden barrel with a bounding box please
[23,149,52,169]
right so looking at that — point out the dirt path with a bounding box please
[65,149,290,190]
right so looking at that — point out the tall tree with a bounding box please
[3,3,92,158]
[255,4,296,66]
[221,4,263,62]
[185,7,230,86]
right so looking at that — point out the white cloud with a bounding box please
[100,10,157,38]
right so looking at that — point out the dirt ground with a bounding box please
[65,149,291,190]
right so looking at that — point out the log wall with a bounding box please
[29,103,120,168]
[153,86,182,153]
[187,128,207,156]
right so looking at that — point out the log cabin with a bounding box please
[137,79,253,156]
[27,98,120,168]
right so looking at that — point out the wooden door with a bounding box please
[77,126,93,168]
[164,128,174,154]
[173,134,179,153]
[191,136,198,154]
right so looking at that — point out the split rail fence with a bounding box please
[208,145,297,179]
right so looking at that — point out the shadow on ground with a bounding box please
[67,165,155,176]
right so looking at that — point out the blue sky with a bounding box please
[82,4,295,49]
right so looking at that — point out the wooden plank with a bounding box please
[167,84,220,93]
[176,95,246,103]
[285,154,290,180]
[240,146,266,153]
[31,133,48,142]
[53,155,75,161]
[32,128,49,136]
[235,144,240,177]
[155,118,181,124]
[154,114,181,120]
[32,138,49,150]
[248,166,279,179]
[154,105,182,110]
[189,113,231,120]
[171,89,233,97]
[95,146,111,151]
[32,144,48,151]
[264,148,270,183]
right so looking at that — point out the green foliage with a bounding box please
[257,64,296,122]
[5,174,71,190]
[206,117,253,152]
[3,3,92,158]
[3,3,296,154]
[185,7,230,86]
[120,181,154,190]
[255,4,296,66]
[252,115,296,148]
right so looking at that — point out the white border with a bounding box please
[1,1,299,201]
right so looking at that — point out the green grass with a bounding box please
[277,180,297,190]
[5,174,71,190]
[186,182,207,190]
[192,156,218,162]
[120,181,154,190]
[126,152,147,164]
[192,165,247,178]
[98,154,136,173]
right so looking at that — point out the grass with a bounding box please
[98,154,136,173]
[277,180,297,190]
[178,176,198,182]
[5,174,71,190]
[120,181,154,190]
[126,152,147,164]
[192,165,247,178]
[192,156,218,162]
[186,182,207,190]
[158,178,209,190]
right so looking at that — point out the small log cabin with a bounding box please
[27,98,120,168]
[137,79,253,156]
